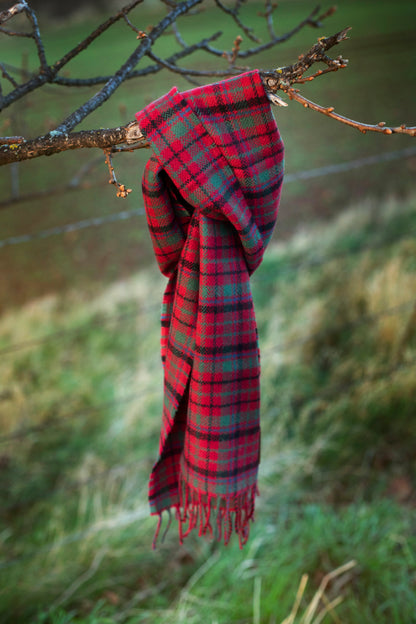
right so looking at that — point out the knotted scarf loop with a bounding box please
[136,70,284,547]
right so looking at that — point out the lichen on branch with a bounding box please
[0,1,414,175]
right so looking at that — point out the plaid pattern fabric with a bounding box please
[136,70,284,547]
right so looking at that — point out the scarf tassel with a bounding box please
[152,479,258,549]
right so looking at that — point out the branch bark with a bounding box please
[54,0,203,133]
[0,2,415,170]
[0,0,145,110]
[0,1,27,25]
[284,88,416,136]
[0,123,147,164]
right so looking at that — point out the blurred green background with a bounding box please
[0,1,415,622]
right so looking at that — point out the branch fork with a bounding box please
[0,1,415,180]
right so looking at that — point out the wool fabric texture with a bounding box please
[136,70,284,547]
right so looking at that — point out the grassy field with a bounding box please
[1,2,416,622]
[0,191,415,623]
[1,0,416,308]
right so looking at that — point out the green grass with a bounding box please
[0,192,415,623]
[1,0,416,308]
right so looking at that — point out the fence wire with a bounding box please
[1,147,415,250]
[0,208,146,250]
[0,226,414,359]
[283,146,416,183]
[0,146,415,573]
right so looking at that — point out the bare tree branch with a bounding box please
[146,49,240,78]
[284,88,416,136]
[23,1,48,72]
[0,156,103,209]
[52,32,222,87]
[0,1,27,25]
[214,0,260,43]
[263,0,277,40]
[0,1,414,175]
[0,0,145,110]
[172,21,187,48]
[0,27,33,37]
[51,0,144,75]
[54,0,203,134]
[0,123,147,165]
[0,1,336,108]
[0,62,19,89]
[260,27,350,89]
[201,5,328,58]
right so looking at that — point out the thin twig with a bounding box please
[293,64,344,85]
[260,28,351,90]
[0,27,33,37]
[146,49,239,78]
[103,149,132,198]
[0,0,145,111]
[0,62,19,88]
[172,21,187,48]
[285,88,416,136]
[54,0,203,134]
[202,5,327,58]
[122,12,148,39]
[52,31,222,87]
[23,2,49,72]
[222,35,244,66]
[214,0,260,43]
[263,0,277,40]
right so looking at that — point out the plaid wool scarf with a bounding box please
[136,70,284,547]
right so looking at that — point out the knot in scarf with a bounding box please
[136,70,284,547]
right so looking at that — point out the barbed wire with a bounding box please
[0,149,414,568]
[0,236,412,371]
[1,8,415,581]
[0,156,104,210]
[0,207,146,250]
[0,147,415,251]
[1,353,415,571]
[283,146,416,183]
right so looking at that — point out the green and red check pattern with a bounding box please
[136,70,284,547]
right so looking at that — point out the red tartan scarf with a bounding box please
[136,70,284,547]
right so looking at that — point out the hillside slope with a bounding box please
[0,193,415,623]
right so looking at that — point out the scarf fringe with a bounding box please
[152,480,258,550]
